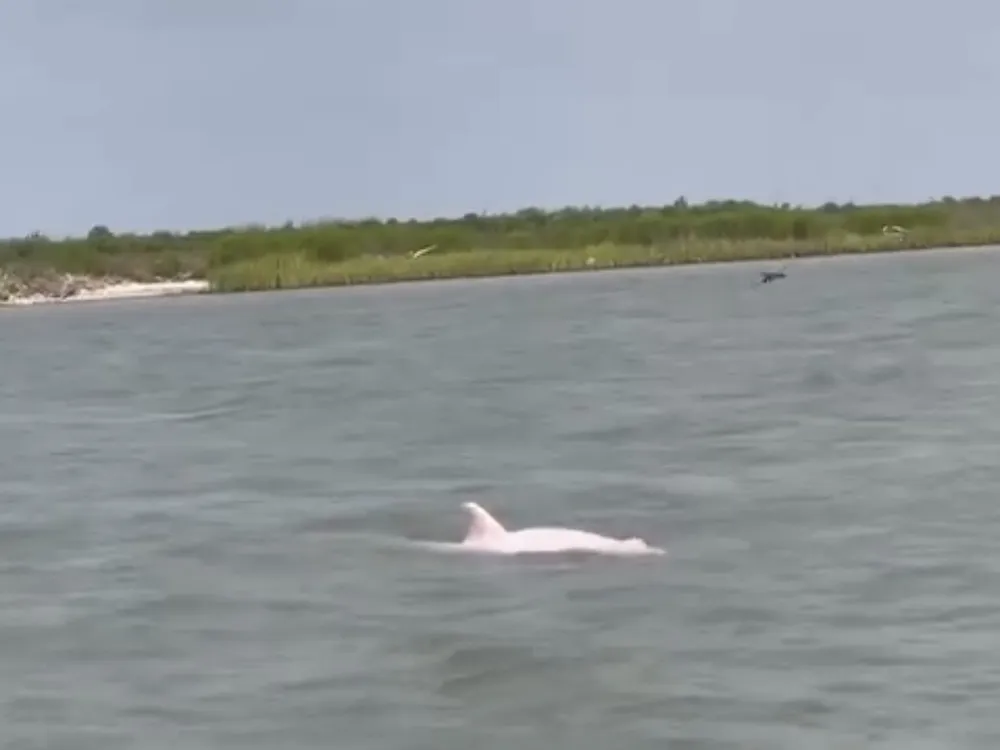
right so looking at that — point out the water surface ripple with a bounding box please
[2,248,1000,749]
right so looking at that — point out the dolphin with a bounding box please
[444,501,666,557]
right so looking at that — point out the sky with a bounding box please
[1,0,999,238]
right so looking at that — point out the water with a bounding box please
[2,247,999,749]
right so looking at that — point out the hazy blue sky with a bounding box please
[2,0,999,238]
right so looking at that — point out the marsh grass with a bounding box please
[5,197,1000,295]
[206,226,1000,293]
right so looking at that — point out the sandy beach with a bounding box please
[0,278,210,307]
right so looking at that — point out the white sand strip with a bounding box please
[1,279,210,306]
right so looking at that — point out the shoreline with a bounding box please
[3,238,1000,307]
[5,196,1000,305]
[0,277,210,307]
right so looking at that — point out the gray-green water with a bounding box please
[2,248,1000,749]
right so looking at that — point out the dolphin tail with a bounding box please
[461,501,507,542]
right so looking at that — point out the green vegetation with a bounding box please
[3,195,1000,296]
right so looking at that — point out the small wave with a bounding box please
[0,404,242,427]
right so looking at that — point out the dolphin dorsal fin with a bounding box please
[461,501,506,541]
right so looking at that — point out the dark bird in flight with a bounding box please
[758,268,787,284]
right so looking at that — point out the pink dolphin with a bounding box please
[453,501,666,557]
